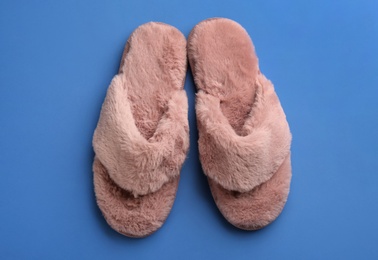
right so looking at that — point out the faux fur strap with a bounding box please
[93,75,189,197]
[196,73,291,193]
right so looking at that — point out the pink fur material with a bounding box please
[93,22,189,237]
[188,18,292,230]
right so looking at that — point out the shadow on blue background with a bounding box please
[1,0,377,259]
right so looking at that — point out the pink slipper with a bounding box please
[188,18,292,230]
[92,22,189,237]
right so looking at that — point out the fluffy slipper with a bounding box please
[92,22,189,237]
[188,18,292,230]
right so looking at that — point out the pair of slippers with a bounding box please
[93,18,292,238]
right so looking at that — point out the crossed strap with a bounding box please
[93,75,189,197]
[196,73,292,193]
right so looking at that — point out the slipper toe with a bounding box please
[208,154,291,230]
[93,158,179,237]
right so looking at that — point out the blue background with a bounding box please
[1,0,377,259]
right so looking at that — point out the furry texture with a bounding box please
[93,76,189,196]
[188,18,292,230]
[93,22,189,237]
[93,158,179,237]
[196,73,291,192]
[209,154,291,230]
